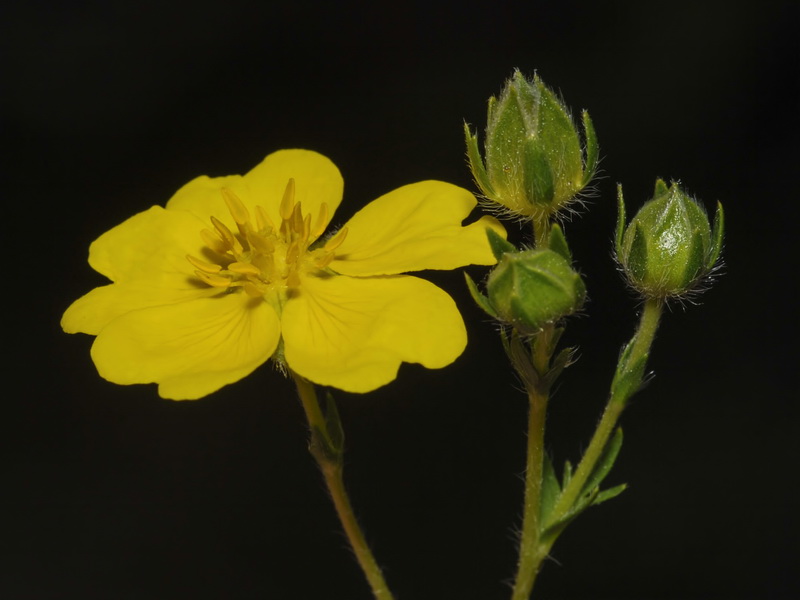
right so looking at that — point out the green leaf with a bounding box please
[582,428,623,497]
[592,483,627,506]
[610,339,648,404]
[539,454,562,525]
[581,110,599,187]
[615,185,626,258]
[549,223,572,262]
[542,346,575,390]
[464,272,499,318]
[486,227,516,260]
[707,201,725,268]
[562,460,573,489]
[464,122,494,197]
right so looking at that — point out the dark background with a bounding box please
[3,1,798,598]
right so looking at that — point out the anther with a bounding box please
[279,178,296,221]
[228,262,261,276]
[210,216,243,254]
[312,203,328,240]
[325,227,349,252]
[255,205,275,232]
[222,188,251,226]
[195,271,232,288]
[186,255,222,273]
[200,229,229,255]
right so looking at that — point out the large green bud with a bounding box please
[616,179,724,299]
[486,247,586,333]
[465,70,599,221]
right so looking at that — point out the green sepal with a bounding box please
[610,339,649,405]
[615,185,626,258]
[464,272,499,319]
[539,454,561,525]
[582,427,623,497]
[581,110,599,187]
[524,137,555,207]
[654,178,669,198]
[464,122,494,197]
[486,227,516,261]
[684,229,707,289]
[549,223,572,262]
[627,222,649,283]
[592,483,627,506]
[708,201,725,268]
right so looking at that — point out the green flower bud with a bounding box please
[486,248,586,332]
[465,70,599,220]
[616,179,724,299]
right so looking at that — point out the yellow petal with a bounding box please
[165,173,250,227]
[88,206,208,285]
[243,149,343,229]
[61,283,217,336]
[282,274,467,392]
[90,294,280,400]
[330,181,506,276]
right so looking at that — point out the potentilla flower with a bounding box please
[62,150,505,399]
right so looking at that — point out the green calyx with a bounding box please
[486,247,586,333]
[616,180,724,298]
[465,70,598,220]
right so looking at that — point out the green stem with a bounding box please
[533,215,550,248]
[510,385,549,600]
[510,322,555,600]
[291,372,395,600]
[546,297,663,535]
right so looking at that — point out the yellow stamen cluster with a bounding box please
[188,179,347,297]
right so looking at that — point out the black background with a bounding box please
[3,1,798,598]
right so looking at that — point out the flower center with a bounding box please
[187,178,347,299]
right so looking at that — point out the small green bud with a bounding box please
[487,248,586,332]
[616,180,724,298]
[465,70,598,220]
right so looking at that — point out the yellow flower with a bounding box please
[62,150,505,400]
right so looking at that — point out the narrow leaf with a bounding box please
[707,201,725,268]
[581,110,599,187]
[582,428,623,497]
[592,483,627,506]
[539,454,562,525]
[615,185,626,258]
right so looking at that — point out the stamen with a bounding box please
[222,188,251,226]
[286,240,300,265]
[291,202,305,237]
[316,252,335,269]
[302,213,312,244]
[325,227,349,252]
[279,178,296,221]
[210,216,243,254]
[195,271,232,288]
[312,202,329,240]
[287,271,301,288]
[200,229,228,255]
[186,255,222,273]
[243,282,264,297]
[255,205,275,232]
[228,262,261,276]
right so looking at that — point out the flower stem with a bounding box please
[546,298,664,540]
[291,371,395,600]
[510,385,549,600]
[510,321,554,600]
